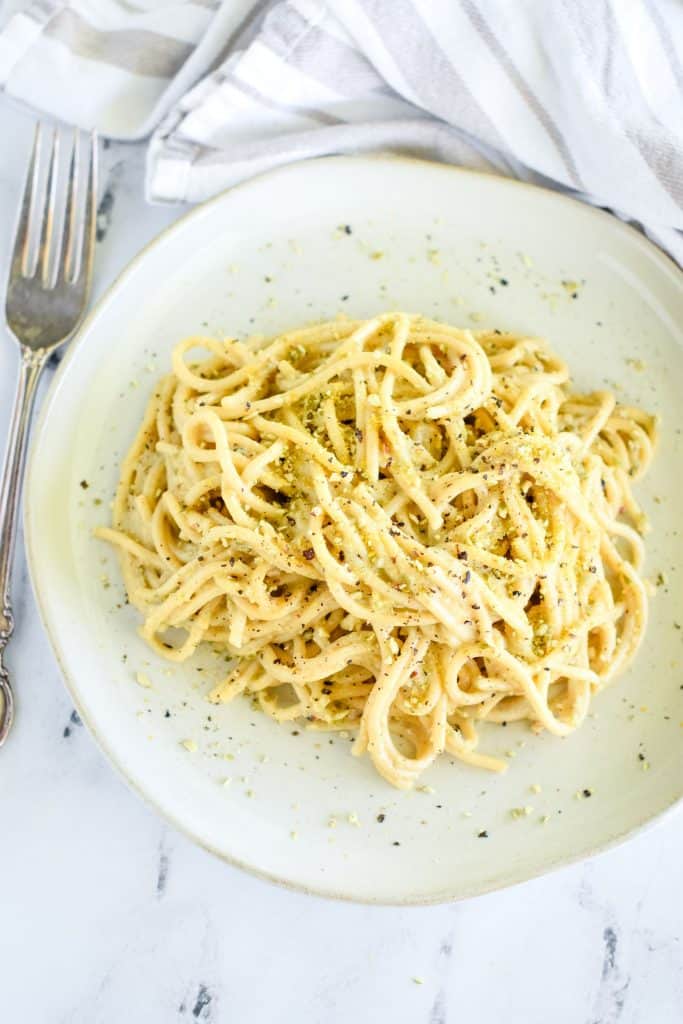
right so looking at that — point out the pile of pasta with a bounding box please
[98,313,657,788]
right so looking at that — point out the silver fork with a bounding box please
[0,123,97,746]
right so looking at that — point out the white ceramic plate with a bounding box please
[26,157,683,904]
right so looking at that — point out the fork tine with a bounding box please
[10,123,43,281]
[36,127,59,287]
[84,132,98,279]
[69,131,98,288]
[60,129,80,284]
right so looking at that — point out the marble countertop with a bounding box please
[0,96,681,1024]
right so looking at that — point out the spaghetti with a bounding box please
[97,313,657,788]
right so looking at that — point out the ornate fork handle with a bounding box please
[0,346,48,744]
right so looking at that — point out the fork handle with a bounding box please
[0,346,47,630]
[0,345,48,744]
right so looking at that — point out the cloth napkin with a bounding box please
[1,0,682,262]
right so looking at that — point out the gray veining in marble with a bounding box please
[0,95,681,1024]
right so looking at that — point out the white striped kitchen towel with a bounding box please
[1,0,682,260]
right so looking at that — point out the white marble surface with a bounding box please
[0,95,681,1024]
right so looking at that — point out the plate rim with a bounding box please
[24,153,683,905]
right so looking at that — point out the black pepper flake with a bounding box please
[377,813,385,823]
[582,788,592,798]
[79,479,89,489]
[164,710,171,718]
[303,548,315,560]
[499,278,509,286]
[457,551,468,561]
[477,830,489,838]
[343,225,352,235]
[464,570,471,584]
[341,294,349,301]
[638,752,646,761]
[392,840,400,846]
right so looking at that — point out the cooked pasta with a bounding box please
[97,312,657,788]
